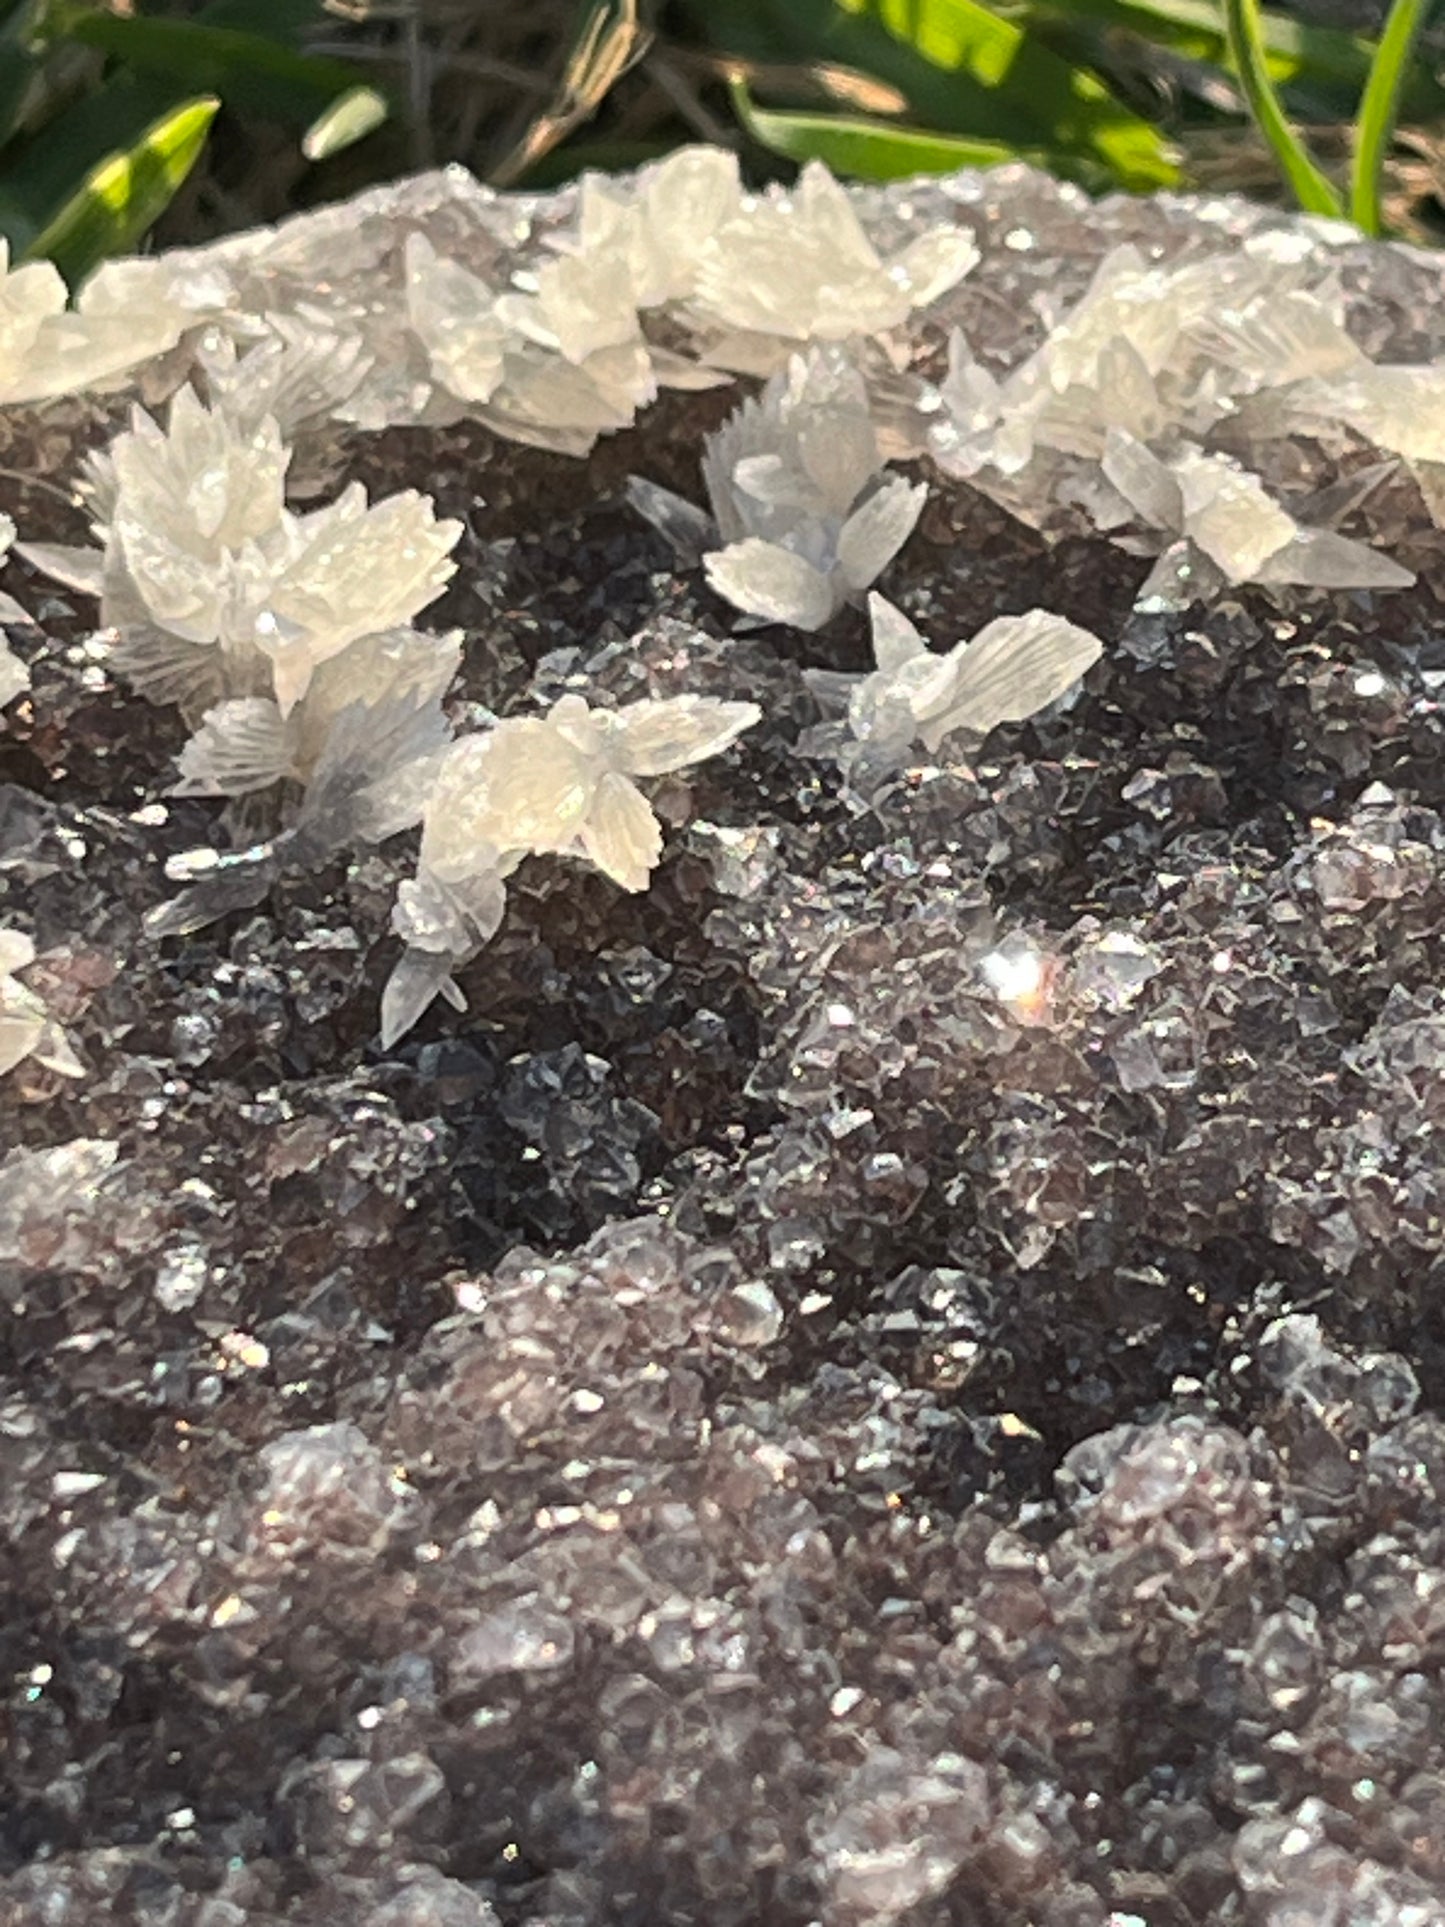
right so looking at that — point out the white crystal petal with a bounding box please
[731,453,823,514]
[1173,452,1298,582]
[260,491,460,710]
[795,402,882,518]
[703,540,839,630]
[111,623,230,713]
[915,609,1104,746]
[889,229,980,306]
[616,697,761,776]
[0,1009,46,1078]
[34,1024,85,1080]
[836,479,927,592]
[15,541,106,599]
[1322,366,1445,463]
[174,698,295,795]
[381,945,465,1049]
[577,771,663,892]
[0,639,27,706]
[867,593,926,673]
[535,248,641,364]
[443,717,596,859]
[796,162,879,269]
[116,522,228,643]
[405,232,507,404]
[0,928,36,975]
[1101,429,1185,532]
[1253,528,1415,590]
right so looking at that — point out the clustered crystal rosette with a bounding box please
[926,238,1433,582]
[0,148,1436,1053]
[806,593,1105,783]
[382,692,761,1045]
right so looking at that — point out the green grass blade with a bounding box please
[1350,0,1439,235]
[677,0,1177,185]
[730,73,1043,175]
[1032,0,1445,123]
[836,0,1181,187]
[22,94,218,282]
[57,10,378,126]
[0,70,182,254]
[1223,0,1343,214]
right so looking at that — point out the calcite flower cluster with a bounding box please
[403,149,978,453]
[699,346,926,631]
[384,692,760,1043]
[1097,430,1414,597]
[21,387,463,857]
[0,242,187,406]
[809,592,1104,777]
[929,239,1427,587]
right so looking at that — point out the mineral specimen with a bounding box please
[2,152,1445,1927]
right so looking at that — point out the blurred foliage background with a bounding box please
[1,0,1443,283]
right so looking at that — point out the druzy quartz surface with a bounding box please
[2,159,1445,1926]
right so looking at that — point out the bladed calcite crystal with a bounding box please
[3,157,1445,1926]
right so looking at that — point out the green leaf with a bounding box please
[22,93,218,283]
[57,9,377,126]
[1029,0,1445,114]
[0,69,181,254]
[731,74,1041,176]
[831,0,1180,188]
[1223,0,1343,215]
[301,83,388,161]
[1350,0,1440,235]
[195,0,320,37]
[0,51,37,154]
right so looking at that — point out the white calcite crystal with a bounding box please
[403,151,972,443]
[0,243,188,406]
[701,346,925,631]
[24,386,461,716]
[1097,430,1414,594]
[1271,360,1445,522]
[0,512,33,688]
[579,145,742,314]
[689,160,978,375]
[406,229,657,455]
[0,929,83,1080]
[930,244,1362,483]
[174,624,460,818]
[383,692,760,1044]
[149,627,463,942]
[812,593,1103,774]
[403,150,743,454]
[404,232,508,407]
[194,312,373,437]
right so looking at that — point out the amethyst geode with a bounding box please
[2,162,1445,1926]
